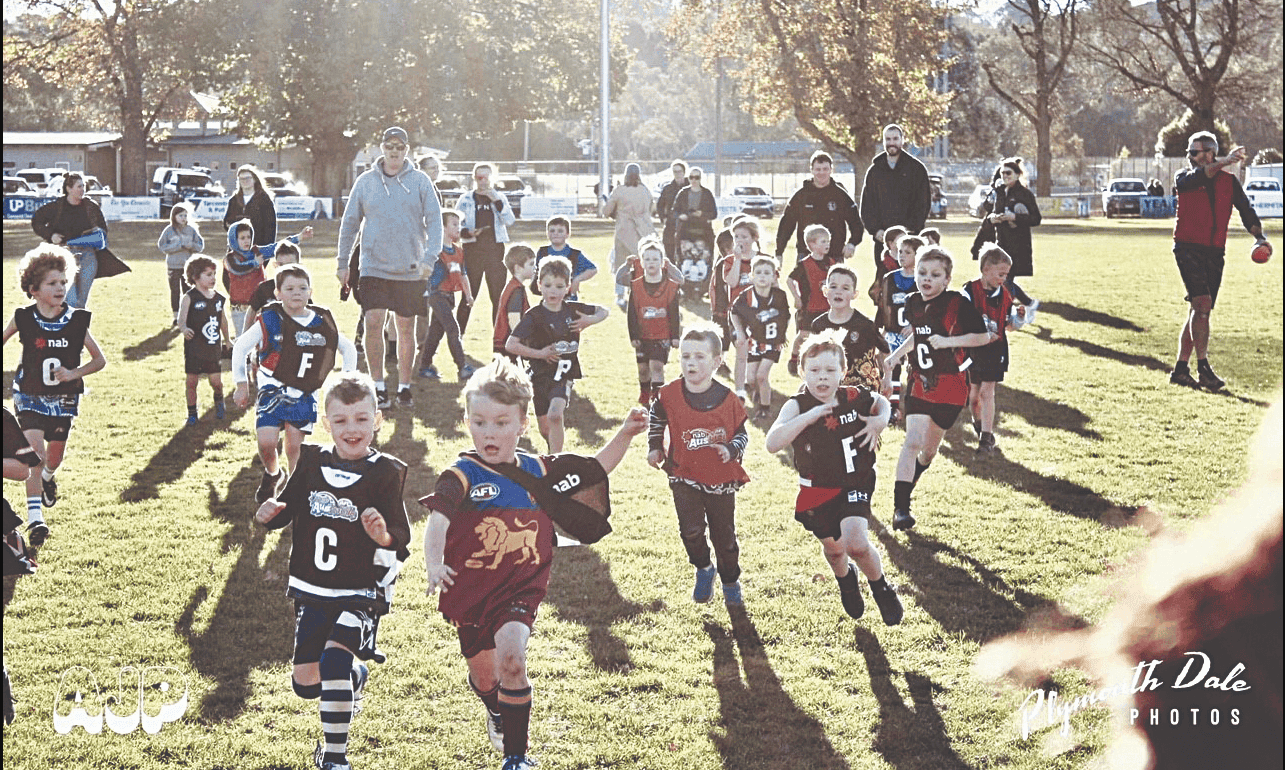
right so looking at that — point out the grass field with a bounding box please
[1,213,1281,770]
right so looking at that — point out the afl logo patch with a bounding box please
[469,482,501,502]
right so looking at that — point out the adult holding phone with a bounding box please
[455,162,515,335]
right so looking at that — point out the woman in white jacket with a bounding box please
[454,162,516,334]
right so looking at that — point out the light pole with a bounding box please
[599,0,610,210]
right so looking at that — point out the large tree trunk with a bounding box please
[1035,96,1053,197]
[308,132,358,202]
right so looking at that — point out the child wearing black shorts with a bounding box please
[618,235,681,406]
[177,255,231,425]
[766,330,902,624]
[963,245,1018,454]
[730,255,790,419]
[885,247,995,531]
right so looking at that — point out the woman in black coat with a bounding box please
[670,166,718,285]
[31,173,130,308]
[972,157,1040,311]
[222,164,277,245]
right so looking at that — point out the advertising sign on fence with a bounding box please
[101,197,161,221]
[275,196,333,219]
[521,197,578,219]
[3,196,42,219]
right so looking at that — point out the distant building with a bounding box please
[2,131,134,189]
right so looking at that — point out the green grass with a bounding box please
[2,214,1281,769]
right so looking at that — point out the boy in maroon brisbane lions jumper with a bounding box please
[648,327,751,606]
[963,245,1018,454]
[885,246,996,531]
[766,330,903,625]
[619,235,681,406]
[422,358,646,770]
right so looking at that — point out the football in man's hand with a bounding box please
[1251,241,1272,264]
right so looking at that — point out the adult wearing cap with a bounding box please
[1168,131,1267,391]
[602,163,656,305]
[860,123,930,276]
[337,126,442,409]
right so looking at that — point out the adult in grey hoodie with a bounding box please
[335,127,442,406]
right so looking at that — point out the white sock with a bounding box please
[41,467,56,482]
[27,496,43,524]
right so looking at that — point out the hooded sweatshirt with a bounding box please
[336,156,442,281]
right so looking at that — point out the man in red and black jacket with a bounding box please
[1169,132,1269,391]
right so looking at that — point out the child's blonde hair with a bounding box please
[463,356,533,416]
[803,224,831,247]
[799,328,847,369]
[916,245,953,276]
[184,254,218,286]
[18,244,77,297]
[504,243,536,274]
[978,243,1013,271]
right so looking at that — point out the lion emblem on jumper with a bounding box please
[466,517,541,570]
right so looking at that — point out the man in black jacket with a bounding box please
[775,150,862,263]
[859,124,930,275]
[656,160,687,264]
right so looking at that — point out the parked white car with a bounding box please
[4,176,40,196]
[42,173,114,204]
[729,186,774,218]
[14,168,66,193]
[261,171,306,197]
[1102,178,1147,218]
[1245,177,1283,219]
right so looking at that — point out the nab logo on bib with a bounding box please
[552,474,580,492]
[469,482,501,502]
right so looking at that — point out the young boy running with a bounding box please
[418,210,476,381]
[766,330,902,624]
[232,264,358,503]
[963,245,1018,454]
[730,255,791,419]
[504,256,609,453]
[617,235,681,406]
[648,327,750,604]
[421,358,646,769]
[493,245,536,362]
[224,219,312,335]
[254,372,411,770]
[785,224,838,377]
[877,234,924,423]
[2,245,108,546]
[885,247,995,530]
[811,264,890,396]
[177,255,231,425]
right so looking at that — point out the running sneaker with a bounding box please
[26,521,50,548]
[502,755,538,770]
[397,389,414,409]
[458,364,476,381]
[1197,365,1225,391]
[351,663,368,716]
[839,582,865,620]
[693,565,717,603]
[1023,299,1040,325]
[892,508,916,531]
[418,365,440,380]
[485,708,505,752]
[870,581,904,626]
[255,471,281,505]
[1169,369,1200,389]
[41,475,57,507]
[722,581,743,606]
[375,389,391,410]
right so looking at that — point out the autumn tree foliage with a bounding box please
[674,0,952,183]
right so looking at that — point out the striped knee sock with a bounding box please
[319,647,355,765]
[498,685,532,757]
[27,496,43,524]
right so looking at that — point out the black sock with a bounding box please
[1196,358,1212,372]
[894,481,913,510]
[468,675,500,712]
[913,458,931,483]
[868,575,888,591]
[836,563,860,592]
[187,404,198,418]
[498,685,532,757]
[1174,360,1190,373]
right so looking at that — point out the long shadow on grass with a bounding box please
[1028,326,1170,373]
[704,607,851,770]
[997,384,1101,440]
[380,409,435,524]
[1036,300,1144,332]
[409,380,468,443]
[122,326,180,361]
[120,407,250,502]
[939,433,1120,522]
[544,546,662,673]
[566,389,618,448]
[175,467,293,722]
[877,529,1087,643]
[852,628,971,769]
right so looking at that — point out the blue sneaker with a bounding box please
[186,413,197,426]
[722,581,743,606]
[693,565,717,603]
[502,755,537,770]
[215,401,226,420]
[458,364,476,380]
[418,365,440,380]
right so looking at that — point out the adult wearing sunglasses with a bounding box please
[1168,132,1267,391]
[972,157,1041,318]
[669,166,718,283]
[336,126,443,409]
[454,162,515,336]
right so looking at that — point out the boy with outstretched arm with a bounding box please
[963,245,1018,453]
[504,256,609,453]
[493,245,536,362]
[177,255,231,425]
[785,224,838,377]
[422,357,647,770]
[535,216,597,302]
[765,330,903,625]
[232,264,358,504]
[648,327,750,605]
[254,372,411,770]
[730,255,791,419]
[1,245,107,547]
[615,235,681,406]
[885,246,995,531]
[224,219,313,336]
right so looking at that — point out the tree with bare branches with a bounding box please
[980,0,1079,196]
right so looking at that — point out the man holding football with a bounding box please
[1168,131,1269,391]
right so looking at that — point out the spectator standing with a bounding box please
[670,167,718,289]
[656,160,688,264]
[456,162,516,336]
[988,157,1042,315]
[859,124,930,280]
[223,165,277,246]
[336,126,443,409]
[602,163,656,307]
[775,150,863,263]
[30,173,130,308]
